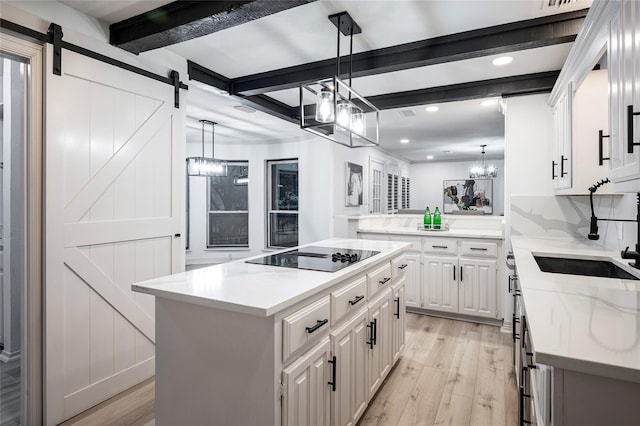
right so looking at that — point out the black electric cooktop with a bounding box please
[245,246,380,272]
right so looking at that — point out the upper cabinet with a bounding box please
[551,85,572,191]
[608,0,640,191]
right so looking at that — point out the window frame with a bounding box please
[206,161,249,249]
[266,158,299,249]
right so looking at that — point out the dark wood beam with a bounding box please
[231,9,586,96]
[368,71,561,110]
[110,0,317,54]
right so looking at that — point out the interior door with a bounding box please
[44,46,184,424]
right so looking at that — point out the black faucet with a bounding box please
[588,179,640,269]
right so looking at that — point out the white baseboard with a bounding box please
[0,349,22,363]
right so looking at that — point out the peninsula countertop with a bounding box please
[357,226,503,240]
[511,236,640,383]
[132,238,410,317]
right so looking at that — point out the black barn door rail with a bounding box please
[1,19,188,108]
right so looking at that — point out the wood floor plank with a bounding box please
[433,393,473,426]
[502,333,519,426]
[396,365,449,426]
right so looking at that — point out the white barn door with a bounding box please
[44,46,184,424]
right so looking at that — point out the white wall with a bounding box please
[186,133,334,265]
[410,159,505,216]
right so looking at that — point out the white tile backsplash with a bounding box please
[510,194,638,252]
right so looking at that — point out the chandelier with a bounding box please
[186,119,228,177]
[299,12,379,148]
[469,145,497,178]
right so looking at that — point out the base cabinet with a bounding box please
[401,252,421,309]
[367,289,392,398]
[282,337,332,426]
[422,255,458,313]
[391,277,406,364]
[459,258,497,317]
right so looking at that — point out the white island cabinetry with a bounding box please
[133,238,410,426]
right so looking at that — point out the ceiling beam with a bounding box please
[368,71,560,110]
[110,0,317,54]
[231,9,587,96]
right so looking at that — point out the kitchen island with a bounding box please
[511,236,640,425]
[133,238,410,426]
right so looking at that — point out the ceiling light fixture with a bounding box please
[480,99,497,107]
[186,120,228,177]
[425,106,439,112]
[400,138,410,144]
[427,155,434,160]
[492,56,513,66]
[469,144,497,178]
[299,12,379,148]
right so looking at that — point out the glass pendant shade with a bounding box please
[187,120,228,177]
[469,145,497,178]
[350,106,365,136]
[336,100,351,128]
[315,88,335,123]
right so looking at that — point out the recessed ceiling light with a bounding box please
[481,99,497,107]
[425,106,439,112]
[400,138,410,144]
[492,56,513,66]
[426,155,434,160]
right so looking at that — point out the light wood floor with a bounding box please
[60,313,517,426]
[0,357,21,426]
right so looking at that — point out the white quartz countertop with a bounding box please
[511,236,640,383]
[132,238,410,317]
[357,227,503,240]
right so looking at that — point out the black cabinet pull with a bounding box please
[561,155,568,177]
[519,386,533,425]
[305,319,328,334]
[470,247,488,251]
[327,356,337,392]
[372,318,377,346]
[598,130,610,165]
[460,266,463,282]
[366,320,376,349]
[432,245,448,249]
[453,266,456,281]
[551,160,557,180]
[398,264,408,270]
[378,277,391,285]
[348,295,364,306]
[512,314,520,342]
[174,233,181,238]
[627,105,640,153]
[508,275,512,293]
[394,297,400,318]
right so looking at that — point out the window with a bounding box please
[387,172,399,213]
[267,159,298,248]
[369,157,384,214]
[401,177,410,209]
[207,162,249,248]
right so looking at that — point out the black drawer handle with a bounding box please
[627,105,640,153]
[305,319,328,334]
[469,247,488,251]
[398,264,408,270]
[432,245,448,249]
[561,155,568,177]
[328,356,337,392]
[394,297,400,318]
[348,295,364,306]
[379,277,391,285]
[551,160,557,180]
[366,319,377,349]
[598,130,610,165]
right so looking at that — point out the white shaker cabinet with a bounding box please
[458,258,497,318]
[608,0,640,191]
[399,252,421,309]
[330,309,369,426]
[551,87,572,190]
[282,337,332,426]
[367,289,392,398]
[391,276,406,365]
[422,255,458,313]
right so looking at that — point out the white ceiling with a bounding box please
[55,0,592,163]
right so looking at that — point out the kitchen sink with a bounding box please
[533,256,639,280]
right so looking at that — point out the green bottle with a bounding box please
[423,207,431,229]
[433,207,441,229]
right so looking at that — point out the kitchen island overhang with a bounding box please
[132,238,411,426]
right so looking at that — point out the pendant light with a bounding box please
[300,11,379,148]
[469,145,497,178]
[186,120,228,177]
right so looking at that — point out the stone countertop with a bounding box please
[511,236,640,383]
[132,238,410,318]
[357,227,504,240]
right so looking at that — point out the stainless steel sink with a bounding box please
[533,256,639,280]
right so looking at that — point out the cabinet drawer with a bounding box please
[331,276,367,325]
[388,235,422,251]
[391,255,410,281]
[367,262,393,296]
[459,241,497,258]
[423,238,458,256]
[282,295,331,361]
